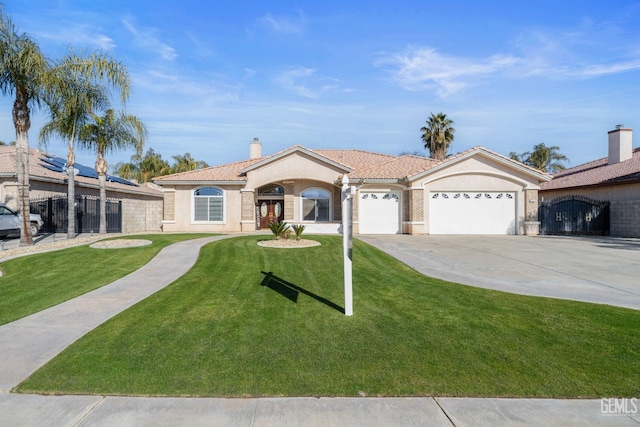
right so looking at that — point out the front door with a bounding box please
[258,200,284,229]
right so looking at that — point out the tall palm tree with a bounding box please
[512,143,569,174]
[78,109,146,233]
[420,112,455,160]
[0,11,49,246]
[40,50,130,238]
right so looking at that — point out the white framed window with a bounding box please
[193,187,224,222]
[301,188,331,222]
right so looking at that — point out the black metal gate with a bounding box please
[30,196,122,233]
[539,195,609,235]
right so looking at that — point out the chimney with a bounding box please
[249,138,262,159]
[608,125,632,165]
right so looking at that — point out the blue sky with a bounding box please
[2,0,640,172]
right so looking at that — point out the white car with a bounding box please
[0,204,44,237]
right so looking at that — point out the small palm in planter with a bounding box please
[268,221,290,240]
[291,224,306,241]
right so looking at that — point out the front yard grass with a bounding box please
[0,233,214,325]
[17,235,640,398]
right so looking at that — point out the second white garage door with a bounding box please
[429,191,516,234]
[359,191,401,234]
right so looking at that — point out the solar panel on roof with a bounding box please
[39,155,138,187]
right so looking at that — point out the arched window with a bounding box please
[193,187,223,221]
[301,188,331,222]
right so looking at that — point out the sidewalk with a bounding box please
[0,235,637,426]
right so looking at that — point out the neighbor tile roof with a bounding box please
[540,147,640,190]
[0,146,162,197]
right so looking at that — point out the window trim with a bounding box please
[191,186,225,224]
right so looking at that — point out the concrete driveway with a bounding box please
[358,235,640,311]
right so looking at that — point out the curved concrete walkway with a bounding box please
[0,235,638,426]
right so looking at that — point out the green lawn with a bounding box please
[17,235,640,398]
[0,233,214,325]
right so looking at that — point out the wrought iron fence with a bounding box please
[539,195,609,235]
[30,196,122,233]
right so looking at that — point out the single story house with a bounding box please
[0,146,163,233]
[154,139,550,235]
[539,126,640,237]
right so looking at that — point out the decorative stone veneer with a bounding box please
[611,200,640,237]
[524,188,539,222]
[241,190,255,221]
[163,191,175,221]
[283,181,294,221]
[333,189,342,222]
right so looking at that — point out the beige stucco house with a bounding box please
[154,139,551,235]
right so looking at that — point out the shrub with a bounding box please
[268,221,290,240]
[291,224,306,241]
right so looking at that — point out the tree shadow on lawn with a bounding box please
[260,271,344,314]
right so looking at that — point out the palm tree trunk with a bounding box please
[67,142,76,239]
[12,90,33,246]
[96,153,108,234]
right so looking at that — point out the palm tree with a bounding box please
[512,143,569,174]
[171,153,208,173]
[78,109,146,233]
[0,11,49,246]
[420,112,455,160]
[40,50,130,239]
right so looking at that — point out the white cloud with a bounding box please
[274,67,321,99]
[380,47,519,97]
[381,19,640,97]
[34,25,116,51]
[122,18,177,61]
[257,11,305,34]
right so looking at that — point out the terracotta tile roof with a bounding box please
[540,147,640,190]
[347,155,437,180]
[153,145,547,184]
[312,149,397,172]
[155,147,399,183]
[154,157,260,182]
[0,146,162,197]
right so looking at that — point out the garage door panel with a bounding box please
[430,192,515,235]
[359,191,401,234]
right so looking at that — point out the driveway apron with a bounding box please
[358,234,640,311]
[0,235,226,392]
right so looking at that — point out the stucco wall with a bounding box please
[162,184,245,233]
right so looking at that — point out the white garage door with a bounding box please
[359,191,401,234]
[429,192,516,234]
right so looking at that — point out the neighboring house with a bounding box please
[154,139,550,235]
[539,127,640,237]
[0,146,163,233]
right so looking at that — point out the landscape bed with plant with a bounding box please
[16,235,640,398]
